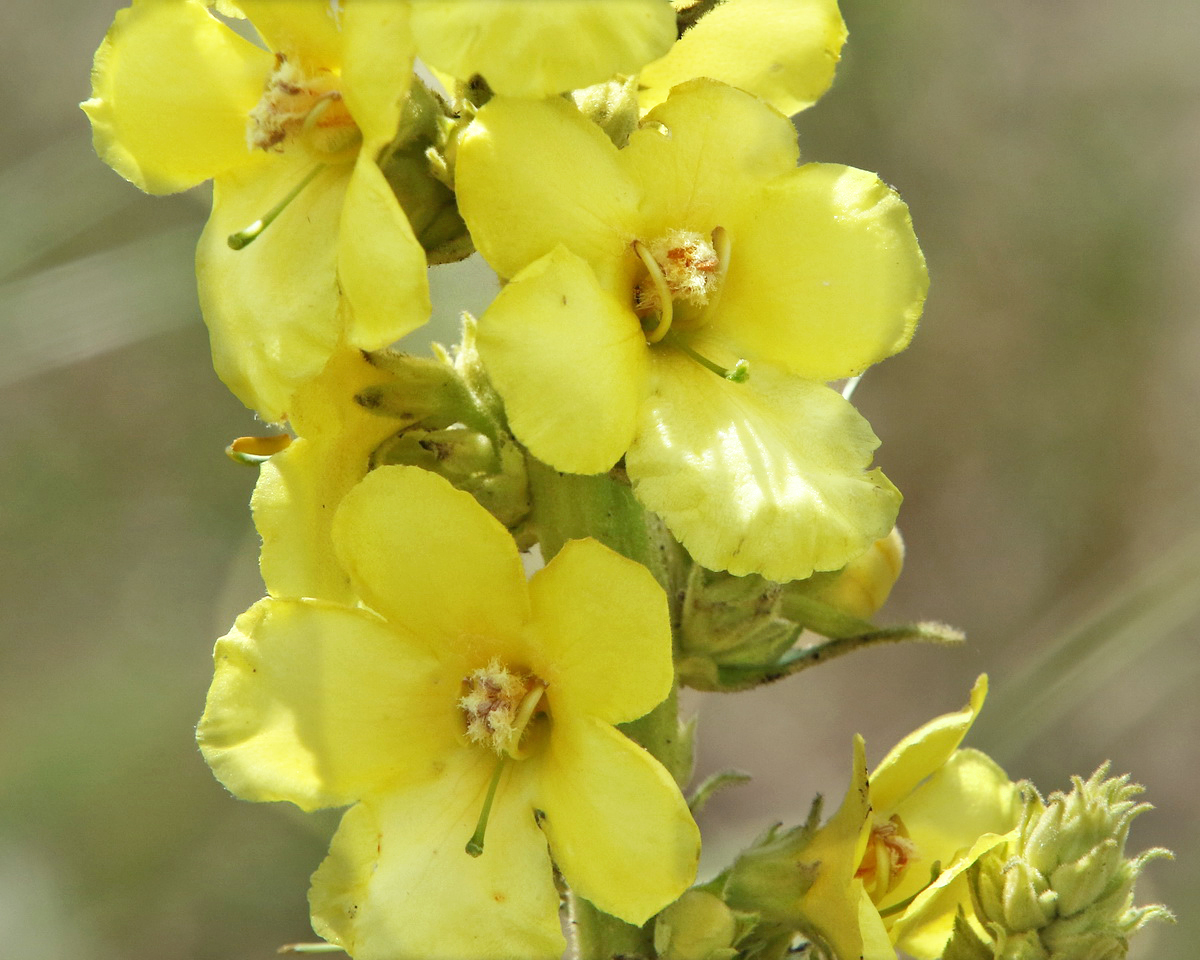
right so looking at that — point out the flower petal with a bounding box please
[332,465,531,655]
[870,676,989,816]
[456,96,638,282]
[311,757,564,960]
[82,0,270,194]
[411,0,675,98]
[802,735,874,960]
[885,747,1019,932]
[715,163,928,381]
[197,155,350,421]
[340,0,415,148]
[253,350,402,603]
[197,598,459,811]
[535,715,699,925]
[337,155,431,349]
[622,78,800,230]
[527,538,672,725]
[638,0,847,118]
[476,247,647,475]
[233,0,343,68]
[626,351,901,581]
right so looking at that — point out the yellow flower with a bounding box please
[456,79,927,582]
[411,0,677,98]
[813,676,1021,960]
[639,0,848,117]
[82,0,428,422]
[198,465,700,960]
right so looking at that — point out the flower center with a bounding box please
[633,227,729,343]
[459,658,547,760]
[247,53,360,159]
[855,814,921,900]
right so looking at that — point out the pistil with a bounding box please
[227,164,326,249]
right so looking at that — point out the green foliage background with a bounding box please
[1,2,1196,958]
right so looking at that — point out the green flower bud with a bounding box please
[360,347,534,548]
[949,766,1173,960]
[653,890,739,960]
[676,565,798,691]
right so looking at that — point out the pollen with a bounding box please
[459,659,546,756]
[855,814,921,899]
[247,53,358,156]
[633,229,721,318]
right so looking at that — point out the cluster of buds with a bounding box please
[946,766,1174,960]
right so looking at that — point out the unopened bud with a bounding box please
[653,890,740,960]
[785,528,904,621]
[571,77,640,148]
[952,766,1173,960]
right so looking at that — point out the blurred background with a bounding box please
[1,1,1196,957]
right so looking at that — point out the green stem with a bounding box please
[529,459,686,958]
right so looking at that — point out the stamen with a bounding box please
[662,329,750,383]
[227,164,325,250]
[692,226,732,328]
[633,240,674,343]
[877,861,943,918]
[465,754,508,857]
[225,433,292,465]
[301,92,340,135]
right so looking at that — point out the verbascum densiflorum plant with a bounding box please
[456,78,926,583]
[943,767,1174,960]
[198,466,700,960]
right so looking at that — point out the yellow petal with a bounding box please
[859,884,899,960]
[332,466,531,655]
[340,0,415,148]
[535,715,699,925]
[411,0,675,98]
[475,247,648,475]
[197,155,351,421]
[715,163,928,381]
[456,96,638,282]
[311,757,564,960]
[889,829,1015,960]
[626,351,901,581]
[253,350,402,603]
[337,156,431,349]
[639,0,847,117]
[527,539,672,725]
[870,676,989,815]
[802,735,873,960]
[233,0,343,68]
[197,598,459,811]
[622,78,800,229]
[82,0,270,194]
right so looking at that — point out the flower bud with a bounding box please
[676,566,797,690]
[653,890,740,960]
[784,527,904,622]
[950,766,1173,960]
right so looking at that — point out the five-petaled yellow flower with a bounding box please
[456,79,928,583]
[198,466,700,960]
[805,676,1020,960]
[83,0,428,422]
